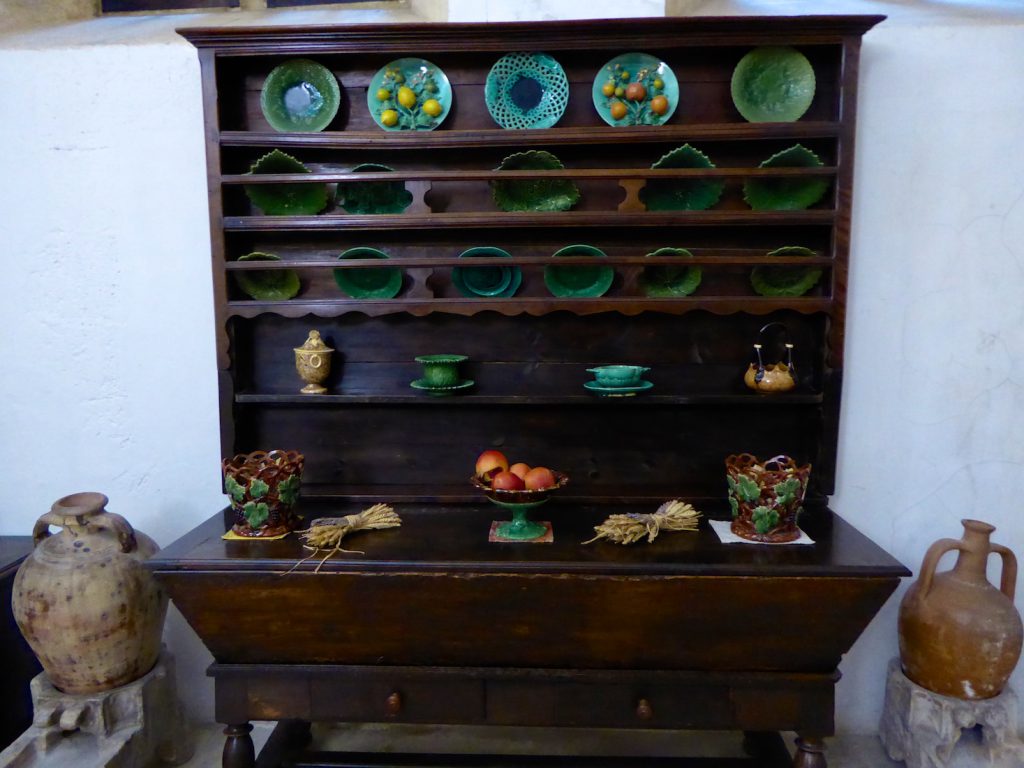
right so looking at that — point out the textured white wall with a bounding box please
[1,0,1023,736]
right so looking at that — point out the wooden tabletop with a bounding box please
[0,537,32,581]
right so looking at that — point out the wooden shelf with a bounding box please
[225,254,834,269]
[235,391,824,405]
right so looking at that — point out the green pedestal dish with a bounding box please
[491,151,580,213]
[243,150,329,216]
[368,58,452,131]
[640,145,724,212]
[415,354,468,388]
[485,52,569,129]
[592,52,678,127]
[233,252,301,301]
[472,472,570,542]
[731,46,816,123]
[544,245,615,298]
[743,144,830,211]
[333,247,402,299]
[750,246,823,297]
[260,59,341,133]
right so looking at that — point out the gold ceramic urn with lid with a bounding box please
[294,330,334,394]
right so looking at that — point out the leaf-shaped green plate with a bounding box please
[750,246,823,297]
[743,144,830,211]
[731,47,815,123]
[243,150,329,216]
[333,247,402,299]
[640,144,724,212]
[544,245,615,298]
[337,163,412,215]
[491,151,580,213]
[639,248,702,297]
[260,59,341,133]
[233,252,301,301]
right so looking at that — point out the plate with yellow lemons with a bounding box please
[368,58,452,131]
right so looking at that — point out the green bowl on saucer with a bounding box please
[731,46,816,123]
[260,58,341,133]
[639,247,702,297]
[233,252,301,301]
[333,247,402,299]
[544,245,615,299]
[452,247,521,298]
[586,365,650,388]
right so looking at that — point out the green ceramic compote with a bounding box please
[471,472,570,541]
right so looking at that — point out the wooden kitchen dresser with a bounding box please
[148,15,908,768]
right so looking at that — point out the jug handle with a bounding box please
[917,538,962,599]
[990,543,1018,601]
[32,511,138,554]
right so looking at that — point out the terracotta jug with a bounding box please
[12,492,167,694]
[898,519,1023,699]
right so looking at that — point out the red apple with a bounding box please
[524,466,557,490]
[475,450,508,479]
[509,462,531,481]
[491,470,525,491]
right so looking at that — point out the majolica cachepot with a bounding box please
[223,449,304,537]
[725,453,811,543]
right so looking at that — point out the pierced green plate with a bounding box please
[491,151,580,213]
[452,247,522,298]
[333,247,403,299]
[743,144,830,211]
[731,46,815,123]
[592,52,678,127]
[640,144,724,212]
[243,150,329,216]
[544,245,615,298]
[337,163,412,215]
[485,52,569,130]
[639,248,702,297]
[368,58,452,131]
[750,246,823,297]
[260,59,341,133]
[233,252,300,301]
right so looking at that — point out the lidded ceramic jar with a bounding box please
[294,329,333,394]
[898,519,1023,699]
[12,492,167,694]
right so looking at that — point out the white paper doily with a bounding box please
[709,518,815,545]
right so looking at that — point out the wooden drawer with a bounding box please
[309,675,485,724]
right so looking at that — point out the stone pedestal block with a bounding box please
[0,648,192,768]
[880,657,1024,768]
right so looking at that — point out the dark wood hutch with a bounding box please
[148,16,909,768]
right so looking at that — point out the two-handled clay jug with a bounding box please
[898,519,1023,699]
[12,492,167,694]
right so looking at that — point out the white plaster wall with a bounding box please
[1,0,1023,737]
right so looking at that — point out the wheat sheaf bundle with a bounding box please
[288,503,401,573]
[583,500,701,545]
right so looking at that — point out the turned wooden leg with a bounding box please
[742,731,791,762]
[223,723,255,768]
[793,735,827,768]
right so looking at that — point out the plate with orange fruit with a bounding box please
[368,58,451,131]
[592,53,678,127]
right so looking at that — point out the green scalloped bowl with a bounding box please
[750,246,823,297]
[743,144,830,211]
[639,248,702,297]
[337,163,412,215]
[544,245,615,298]
[491,151,580,213]
[452,247,521,298]
[333,247,403,299]
[260,59,341,133]
[731,47,815,123]
[243,150,329,216]
[233,252,301,301]
[640,144,724,212]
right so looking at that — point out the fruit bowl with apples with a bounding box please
[471,450,569,541]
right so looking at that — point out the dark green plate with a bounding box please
[544,245,615,298]
[233,252,300,301]
[333,247,403,299]
[750,246,823,297]
[640,144,724,212]
[243,150,329,216]
[337,163,412,215]
[731,47,815,123]
[491,151,580,213]
[260,59,341,133]
[639,248,702,297]
[743,144,830,211]
[452,247,521,298]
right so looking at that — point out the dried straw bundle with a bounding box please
[289,503,401,572]
[583,500,701,545]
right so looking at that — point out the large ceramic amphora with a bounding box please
[898,519,1023,699]
[12,492,167,694]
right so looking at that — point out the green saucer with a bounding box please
[731,47,816,123]
[243,150,329,216]
[639,247,702,297]
[260,59,341,133]
[410,379,475,396]
[750,246,823,297]
[584,380,654,397]
[544,245,615,298]
[233,252,300,301]
[333,247,402,299]
[452,247,521,298]
[641,144,724,212]
[743,144,830,211]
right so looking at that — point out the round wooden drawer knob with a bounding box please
[386,691,402,716]
[636,698,653,721]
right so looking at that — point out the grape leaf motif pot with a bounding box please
[12,492,167,694]
[898,519,1023,700]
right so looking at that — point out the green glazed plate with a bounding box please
[260,59,341,133]
[731,46,816,123]
[640,144,724,212]
[410,379,475,396]
[491,151,580,213]
[544,245,615,298]
[639,248,702,297]
[368,58,452,131]
[485,52,569,130]
[333,247,403,299]
[244,150,329,216]
[452,247,522,298]
[233,252,300,301]
[337,163,412,215]
[592,52,678,127]
[743,144,830,210]
[584,380,654,397]
[750,246,823,297]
